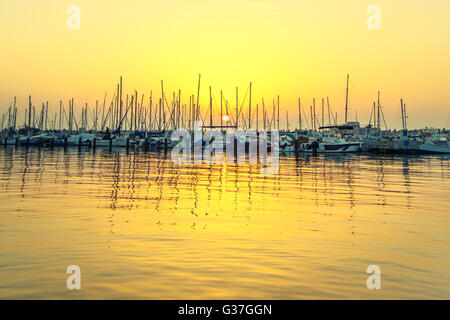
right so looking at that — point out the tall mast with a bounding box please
[313,98,316,131]
[400,99,407,131]
[161,80,164,130]
[209,86,212,128]
[115,84,119,129]
[191,95,195,129]
[262,98,266,130]
[45,101,48,131]
[286,111,289,131]
[377,91,381,131]
[277,95,280,130]
[95,100,98,131]
[236,87,238,129]
[372,102,376,129]
[119,76,123,133]
[69,99,71,133]
[256,103,259,131]
[70,98,74,134]
[59,101,62,130]
[344,74,349,124]
[220,90,223,128]
[403,103,407,130]
[85,103,89,128]
[298,98,302,130]
[172,92,176,129]
[178,90,181,129]
[101,93,106,131]
[327,97,331,126]
[28,95,32,129]
[159,98,162,131]
[249,82,252,130]
[272,100,275,130]
[7,104,11,129]
[135,91,138,131]
[13,97,17,131]
[196,74,201,122]
[322,98,324,127]
[188,96,192,130]
[400,98,404,131]
[149,91,152,131]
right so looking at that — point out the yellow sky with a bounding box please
[1,0,449,129]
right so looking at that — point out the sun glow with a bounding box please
[0,0,449,129]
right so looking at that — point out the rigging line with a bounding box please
[101,99,115,131]
[237,84,250,119]
[102,91,117,130]
[300,101,310,130]
[379,102,388,130]
[368,103,374,127]
[101,104,112,131]
[327,98,337,125]
[226,101,235,125]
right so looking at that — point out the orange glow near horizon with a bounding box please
[0,0,450,129]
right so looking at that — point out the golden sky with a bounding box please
[1,0,449,129]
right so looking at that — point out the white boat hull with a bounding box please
[301,142,361,153]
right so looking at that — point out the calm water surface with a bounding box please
[0,147,449,299]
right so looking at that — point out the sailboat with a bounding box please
[300,75,362,153]
[366,99,450,154]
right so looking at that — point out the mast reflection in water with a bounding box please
[0,147,449,299]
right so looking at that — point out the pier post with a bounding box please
[4,137,7,147]
[50,138,54,149]
[78,137,82,150]
[26,137,30,147]
[311,140,319,156]
[257,134,260,156]
[93,138,97,150]
[15,137,19,148]
[109,138,112,151]
[64,137,68,149]
[126,138,130,150]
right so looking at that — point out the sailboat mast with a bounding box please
[220,90,223,128]
[119,76,123,133]
[13,97,17,131]
[159,98,162,131]
[149,91,152,131]
[209,86,212,128]
[313,98,316,131]
[277,95,280,130]
[236,87,238,129]
[262,98,266,130]
[196,74,201,122]
[377,91,381,130]
[59,101,62,130]
[322,98,324,127]
[327,97,331,126]
[249,82,252,129]
[345,74,349,124]
[28,95,32,130]
[256,103,259,131]
[286,111,289,131]
[298,98,302,130]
